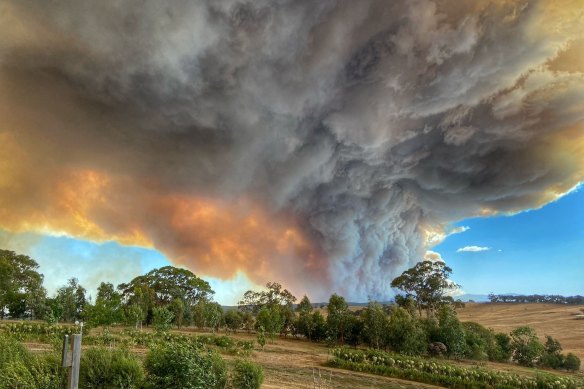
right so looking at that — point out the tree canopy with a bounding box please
[238,282,296,313]
[391,260,459,316]
[0,250,46,319]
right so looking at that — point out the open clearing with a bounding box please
[457,303,584,361]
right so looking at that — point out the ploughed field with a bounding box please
[456,303,584,362]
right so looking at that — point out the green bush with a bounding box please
[510,326,545,367]
[564,353,581,372]
[329,347,584,389]
[0,335,66,388]
[231,359,264,389]
[144,343,227,389]
[80,347,144,389]
[0,335,30,370]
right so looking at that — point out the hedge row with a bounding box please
[328,347,584,389]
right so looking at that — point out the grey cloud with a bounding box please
[0,0,583,300]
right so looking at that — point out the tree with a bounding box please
[295,295,315,340]
[88,282,124,327]
[152,306,174,331]
[55,278,87,322]
[433,305,467,359]
[224,309,243,333]
[310,311,328,342]
[0,250,46,319]
[118,266,214,325]
[386,307,427,355]
[510,326,545,367]
[125,304,146,330]
[238,282,296,314]
[257,326,266,350]
[326,294,352,344]
[204,302,224,333]
[170,298,185,329]
[256,306,284,342]
[540,335,564,369]
[362,301,388,349]
[391,261,459,317]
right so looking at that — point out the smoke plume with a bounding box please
[0,0,583,300]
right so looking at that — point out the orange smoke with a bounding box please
[0,147,327,292]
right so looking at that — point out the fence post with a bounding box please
[62,331,82,389]
[69,333,82,389]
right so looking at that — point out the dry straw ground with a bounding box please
[456,303,584,362]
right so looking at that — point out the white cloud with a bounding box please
[457,245,490,252]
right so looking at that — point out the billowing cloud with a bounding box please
[424,250,445,263]
[457,246,491,253]
[0,0,583,301]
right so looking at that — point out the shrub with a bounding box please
[0,335,30,370]
[80,347,144,389]
[386,307,427,355]
[152,307,175,331]
[510,326,545,367]
[231,359,264,389]
[329,347,584,389]
[564,353,581,372]
[493,332,512,362]
[144,343,227,389]
[0,336,66,388]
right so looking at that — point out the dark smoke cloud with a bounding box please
[0,0,583,300]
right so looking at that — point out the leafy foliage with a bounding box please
[391,261,459,316]
[510,326,545,367]
[238,282,296,314]
[0,250,47,320]
[144,343,227,389]
[329,347,584,389]
[80,347,144,389]
[231,359,264,389]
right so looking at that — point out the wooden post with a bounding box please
[62,333,82,389]
[61,335,70,368]
[69,334,82,389]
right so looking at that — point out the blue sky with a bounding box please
[434,186,584,296]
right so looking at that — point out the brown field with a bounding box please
[457,303,584,362]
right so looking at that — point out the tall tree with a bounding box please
[55,278,87,322]
[0,250,46,319]
[326,294,352,344]
[238,282,296,314]
[118,266,214,325]
[295,295,315,340]
[391,260,459,316]
[88,282,124,326]
[362,301,388,349]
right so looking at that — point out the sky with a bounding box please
[0,1,583,304]
[434,185,584,297]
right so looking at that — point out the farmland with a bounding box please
[457,303,584,362]
[3,301,584,388]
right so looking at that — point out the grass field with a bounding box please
[456,303,584,362]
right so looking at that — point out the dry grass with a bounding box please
[457,303,584,361]
[219,332,439,388]
[17,302,584,387]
